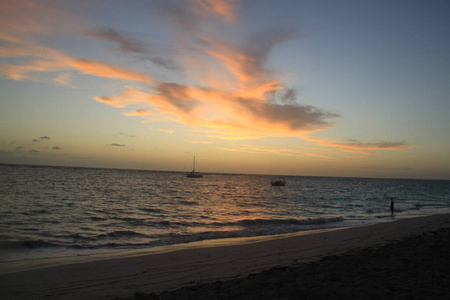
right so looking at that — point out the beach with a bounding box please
[1,213,450,299]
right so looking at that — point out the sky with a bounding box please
[0,0,449,180]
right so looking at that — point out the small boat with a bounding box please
[186,156,203,178]
[271,178,286,186]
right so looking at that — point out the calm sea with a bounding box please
[1,164,449,262]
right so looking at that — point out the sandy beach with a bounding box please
[2,214,450,299]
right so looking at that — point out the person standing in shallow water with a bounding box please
[390,198,394,215]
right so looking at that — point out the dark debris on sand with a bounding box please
[115,228,450,300]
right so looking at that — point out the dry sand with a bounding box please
[1,214,450,300]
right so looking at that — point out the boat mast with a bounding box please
[193,156,196,172]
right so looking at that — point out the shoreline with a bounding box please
[0,227,344,275]
[127,225,450,300]
[1,212,441,275]
[1,213,450,299]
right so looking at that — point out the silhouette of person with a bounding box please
[390,198,394,215]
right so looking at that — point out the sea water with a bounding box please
[1,164,449,262]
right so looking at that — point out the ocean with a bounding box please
[1,164,449,262]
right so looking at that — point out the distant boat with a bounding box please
[186,156,203,178]
[271,177,286,186]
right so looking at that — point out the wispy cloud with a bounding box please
[123,109,153,116]
[304,136,413,155]
[187,140,213,144]
[158,129,174,134]
[53,72,72,86]
[84,27,182,71]
[218,145,302,156]
[0,44,154,84]
[118,132,136,138]
[84,27,146,54]
[195,0,238,23]
[30,136,51,143]
[110,143,125,147]
[0,0,83,43]
[69,59,153,84]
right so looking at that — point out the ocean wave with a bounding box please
[178,200,199,205]
[0,217,345,253]
[96,230,150,239]
[89,216,107,221]
[0,239,60,250]
[139,217,344,229]
[151,218,344,246]
[233,217,344,227]
[140,208,166,213]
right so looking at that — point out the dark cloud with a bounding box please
[156,0,198,34]
[305,136,414,154]
[281,88,297,103]
[146,56,182,71]
[14,146,24,151]
[343,140,410,149]
[155,82,198,112]
[32,139,40,143]
[29,149,39,153]
[110,143,125,147]
[85,27,182,71]
[51,146,62,150]
[119,132,136,138]
[85,27,146,53]
[241,100,339,132]
[39,136,50,140]
[241,30,298,78]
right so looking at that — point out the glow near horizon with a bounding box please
[0,0,449,179]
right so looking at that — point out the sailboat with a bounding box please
[186,156,203,178]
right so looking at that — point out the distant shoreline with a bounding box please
[2,162,448,181]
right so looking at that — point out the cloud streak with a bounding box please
[84,27,182,71]
[303,136,413,155]
[84,27,146,54]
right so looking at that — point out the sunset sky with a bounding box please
[1,0,449,179]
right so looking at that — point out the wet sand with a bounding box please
[1,214,450,299]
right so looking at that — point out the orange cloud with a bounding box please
[94,96,125,108]
[100,83,337,139]
[187,140,213,144]
[217,145,302,156]
[0,46,153,83]
[303,152,336,160]
[158,129,174,134]
[94,86,152,109]
[69,59,153,84]
[195,0,237,23]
